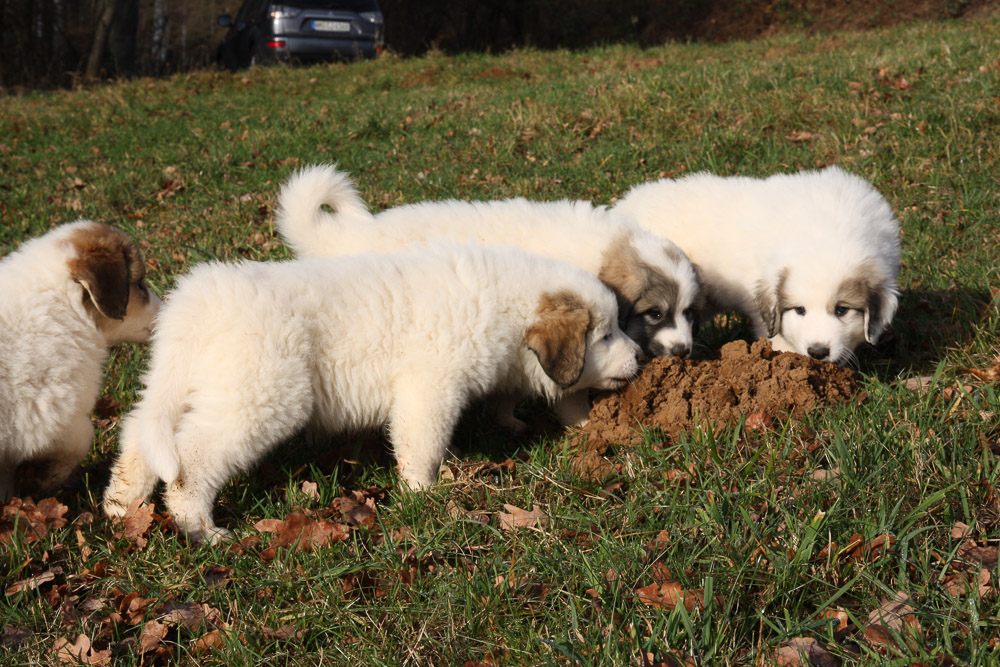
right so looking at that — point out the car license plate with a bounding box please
[312,19,350,32]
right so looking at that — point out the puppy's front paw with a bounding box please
[396,463,439,491]
[202,526,234,545]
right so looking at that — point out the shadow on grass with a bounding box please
[876,286,997,375]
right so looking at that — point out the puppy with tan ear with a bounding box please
[0,220,161,499]
[103,242,640,542]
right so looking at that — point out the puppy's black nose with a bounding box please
[670,343,691,358]
[807,344,830,360]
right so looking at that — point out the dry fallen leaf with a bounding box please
[634,581,703,612]
[967,359,1000,383]
[817,607,850,633]
[138,620,169,654]
[941,568,991,598]
[745,410,774,430]
[333,491,377,527]
[774,637,839,667]
[785,130,818,142]
[53,634,111,666]
[300,480,321,502]
[810,467,841,481]
[155,178,183,201]
[865,593,922,653]
[255,513,351,555]
[119,498,156,548]
[497,503,549,531]
[862,624,898,654]
[192,629,226,654]
[261,625,304,641]
[116,591,156,625]
[1,497,68,545]
[951,521,972,540]
[867,591,918,633]
[956,539,999,571]
[157,601,224,631]
[901,376,935,392]
[650,562,673,584]
[6,567,61,596]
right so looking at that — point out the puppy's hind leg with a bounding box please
[163,471,232,545]
[103,412,161,518]
[164,394,312,544]
[389,379,465,490]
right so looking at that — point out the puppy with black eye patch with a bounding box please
[0,220,160,499]
[598,234,702,359]
[275,165,701,426]
[102,242,641,543]
[614,166,900,365]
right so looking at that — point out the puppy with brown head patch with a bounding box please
[275,165,702,374]
[103,242,640,542]
[615,166,900,365]
[0,220,161,499]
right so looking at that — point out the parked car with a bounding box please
[217,0,383,71]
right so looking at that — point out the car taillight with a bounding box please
[266,40,286,49]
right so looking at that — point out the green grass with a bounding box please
[3,16,1000,666]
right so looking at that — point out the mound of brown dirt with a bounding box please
[572,339,860,476]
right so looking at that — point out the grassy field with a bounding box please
[2,14,1000,666]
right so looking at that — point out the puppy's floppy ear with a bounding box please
[597,233,647,322]
[751,268,787,338]
[67,225,132,320]
[837,259,898,345]
[863,276,898,345]
[525,290,592,389]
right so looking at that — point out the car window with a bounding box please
[235,0,270,23]
[285,0,380,11]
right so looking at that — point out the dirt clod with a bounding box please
[572,339,860,477]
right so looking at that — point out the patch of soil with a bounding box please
[571,339,860,478]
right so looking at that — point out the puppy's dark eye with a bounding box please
[794,307,806,316]
[682,308,695,323]
[834,305,849,317]
[602,331,613,342]
[644,309,667,323]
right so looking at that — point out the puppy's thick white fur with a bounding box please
[614,166,901,365]
[276,164,701,363]
[103,243,640,542]
[0,220,160,499]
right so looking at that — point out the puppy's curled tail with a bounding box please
[275,163,371,257]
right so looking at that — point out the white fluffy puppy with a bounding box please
[614,166,900,365]
[276,164,701,362]
[0,220,161,499]
[103,243,640,542]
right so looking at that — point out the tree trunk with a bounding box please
[85,0,116,80]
